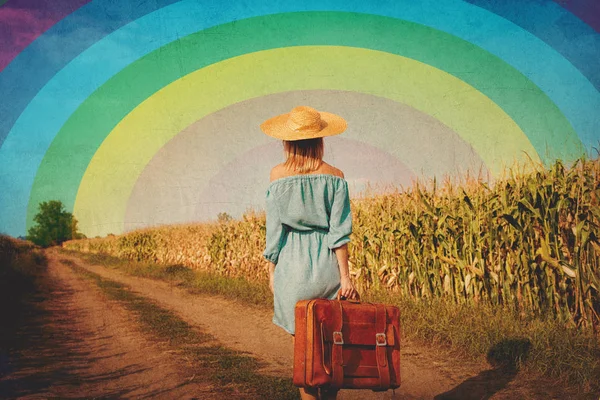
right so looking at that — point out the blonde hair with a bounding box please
[283,138,324,173]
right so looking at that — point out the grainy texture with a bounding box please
[55,249,591,399]
[64,158,600,329]
[0,248,217,399]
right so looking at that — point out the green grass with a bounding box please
[363,288,600,393]
[66,260,298,400]
[61,248,600,394]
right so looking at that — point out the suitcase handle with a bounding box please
[337,291,361,302]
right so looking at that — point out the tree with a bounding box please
[217,212,233,224]
[27,200,84,247]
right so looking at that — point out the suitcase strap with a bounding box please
[375,303,391,389]
[330,302,391,390]
[331,301,345,389]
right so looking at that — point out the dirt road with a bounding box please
[1,249,576,399]
[0,249,219,399]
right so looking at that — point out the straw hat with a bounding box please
[260,106,347,141]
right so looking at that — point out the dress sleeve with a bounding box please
[327,180,353,250]
[263,188,286,264]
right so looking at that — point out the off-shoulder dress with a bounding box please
[263,174,353,335]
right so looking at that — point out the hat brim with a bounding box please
[260,111,347,141]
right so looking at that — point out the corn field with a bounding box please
[64,158,600,330]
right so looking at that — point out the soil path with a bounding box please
[51,250,563,400]
[0,249,218,399]
[2,249,575,399]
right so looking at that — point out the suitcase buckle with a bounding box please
[333,331,344,345]
[376,333,387,346]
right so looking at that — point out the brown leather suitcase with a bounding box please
[293,297,401,391]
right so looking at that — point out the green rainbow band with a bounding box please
[73,46,536,236]
[29,12,582,232]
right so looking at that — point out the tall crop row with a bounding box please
[64,158,600,328]
[350,158,600,329]
[64,223,215,268]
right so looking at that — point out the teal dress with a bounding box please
[263,174,353,335]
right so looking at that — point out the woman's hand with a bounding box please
[333,244,358,299]
[339,275,359,300]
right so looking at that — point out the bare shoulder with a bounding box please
[269,164,286,182]
[321,162,345,179]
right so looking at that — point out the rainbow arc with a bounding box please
[0,1,597,237]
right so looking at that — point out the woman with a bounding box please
[261,106,358,400]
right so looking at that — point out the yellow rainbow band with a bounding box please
[74,46,539,236]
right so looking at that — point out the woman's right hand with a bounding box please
[339,275,359,300]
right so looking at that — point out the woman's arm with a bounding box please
[334,244,358,299]
[334,243,350,278]
[264,165,285,294]
[268,261,275,294]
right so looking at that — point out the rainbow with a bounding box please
[0,0,598,238]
